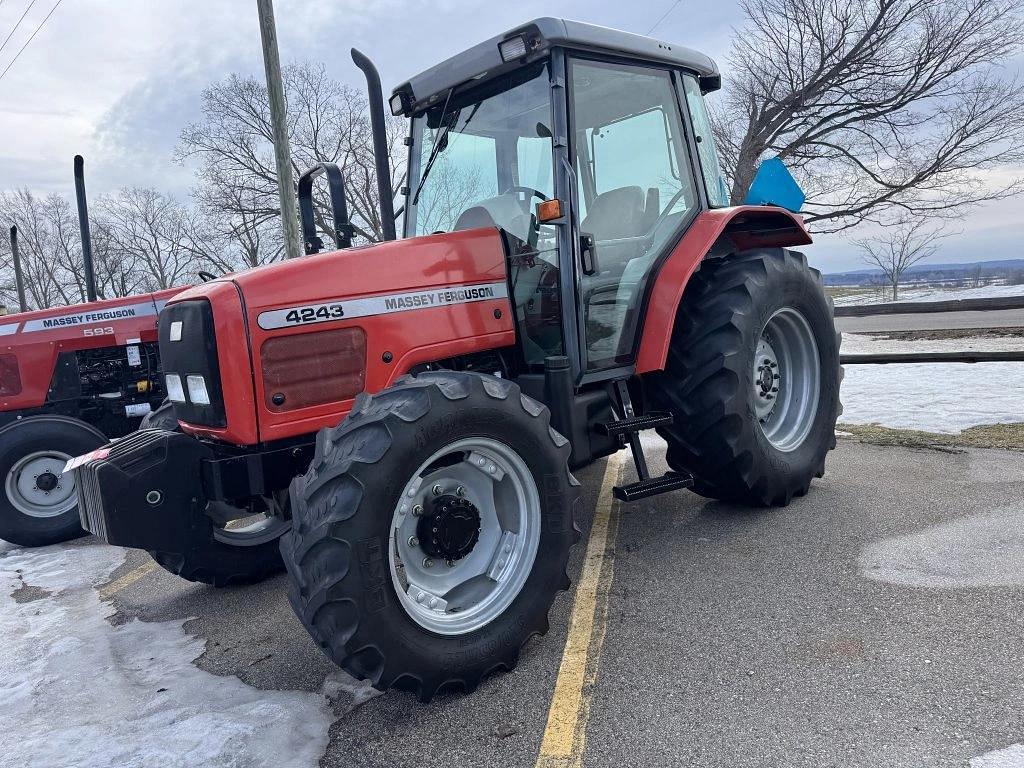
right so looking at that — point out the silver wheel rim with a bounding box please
[5,450,77,518]
[754,307,820,452]
[388,437,541,636]
[213,495,290,546]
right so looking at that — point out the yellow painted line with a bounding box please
[536,452,626,768]
[98,559,158,600]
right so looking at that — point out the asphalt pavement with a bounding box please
[101,438,1024,768]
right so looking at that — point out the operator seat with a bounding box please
[579,186,648,241]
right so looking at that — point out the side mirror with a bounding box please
[743,157,805,213]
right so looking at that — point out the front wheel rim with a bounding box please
[753,307,821,452]
[6,450,77,518]
[388,437,541,636]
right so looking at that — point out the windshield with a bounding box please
[406,62,554,240]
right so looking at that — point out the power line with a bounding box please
[0,0,63,84]
[0,0,39,58]
[646,0,683,35]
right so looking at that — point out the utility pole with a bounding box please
[256,0,303,259]
[9,226,28,312]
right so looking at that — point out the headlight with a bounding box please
[165,374,185,403]
[186,375,211,405]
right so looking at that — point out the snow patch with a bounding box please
[0,543,335,768]
[972,743,1024,767]
[859,506,1024,589]
[833,283,1024,306]
[840,333,1024,433]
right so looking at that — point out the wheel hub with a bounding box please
[417,495,481,563]
[753,337,781,422]
[35,471,59,493]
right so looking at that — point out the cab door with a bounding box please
[567,57,703,371]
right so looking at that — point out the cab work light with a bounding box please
[498,35,528,62]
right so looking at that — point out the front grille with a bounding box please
[158,299,226,427]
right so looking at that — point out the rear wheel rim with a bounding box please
[6,450,77,518]
[754,307,821,452]
[388,437,541,636]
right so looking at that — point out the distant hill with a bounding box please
[826,259,1024,286]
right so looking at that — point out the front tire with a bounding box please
[143,400,289,586]
[0,416,106,547]
[281,372,579,701]
[647,248,841,506]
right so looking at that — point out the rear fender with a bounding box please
[634,206,812,374]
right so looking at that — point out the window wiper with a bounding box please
[412,89,455,206]
[412,96,483,207]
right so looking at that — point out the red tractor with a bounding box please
[73,19,841,700]
[0,157,182,547]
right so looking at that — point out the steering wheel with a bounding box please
[642,188,688,250]
[198,271,218,283]
[503,186,548,204]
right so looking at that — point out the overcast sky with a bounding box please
[0,0,1020,272]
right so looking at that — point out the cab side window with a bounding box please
[570,59,698,368]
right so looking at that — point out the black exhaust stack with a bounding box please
[8,226,28,312]
[73,155,98,302]
[351,49,397,241]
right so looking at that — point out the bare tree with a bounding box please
[854,219,949,299]
[178,62,406,266]
[715,0,1024,232]
[100,188,207,291]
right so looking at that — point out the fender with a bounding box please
[634,206,812,374]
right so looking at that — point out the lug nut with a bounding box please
[423,557,434,568]
[412,504,423,516]
[432,484,443,495]
[408,536,419,548]
[456,485,466,497]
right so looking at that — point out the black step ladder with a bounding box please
[597,380,694,502]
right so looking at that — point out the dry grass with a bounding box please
[838,422,1024,452]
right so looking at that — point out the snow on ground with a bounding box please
[972,744,1024,767]
[0,542,336,768]
[832,282,1024,306]
[859,505,1024,589]
[840,333,1023,433]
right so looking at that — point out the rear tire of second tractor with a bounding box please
[281,371,580,702]
[647,248,842,507]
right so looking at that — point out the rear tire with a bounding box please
[0,416,105,547]
[647,248,841,506]
[281,371,579,701]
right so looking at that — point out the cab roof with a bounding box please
[391,17,720,117]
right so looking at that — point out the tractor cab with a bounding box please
[393,18,729,378]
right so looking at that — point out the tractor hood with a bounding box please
[164,228,515,445]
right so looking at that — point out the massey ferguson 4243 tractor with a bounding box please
[73,19,841,700]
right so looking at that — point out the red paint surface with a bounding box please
[0,288,180,411]
[635,207,812,374]
[171,228,514,444]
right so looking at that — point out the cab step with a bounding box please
[613,471,694,503]
[596,411,673,437]
[603,379,692,503]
